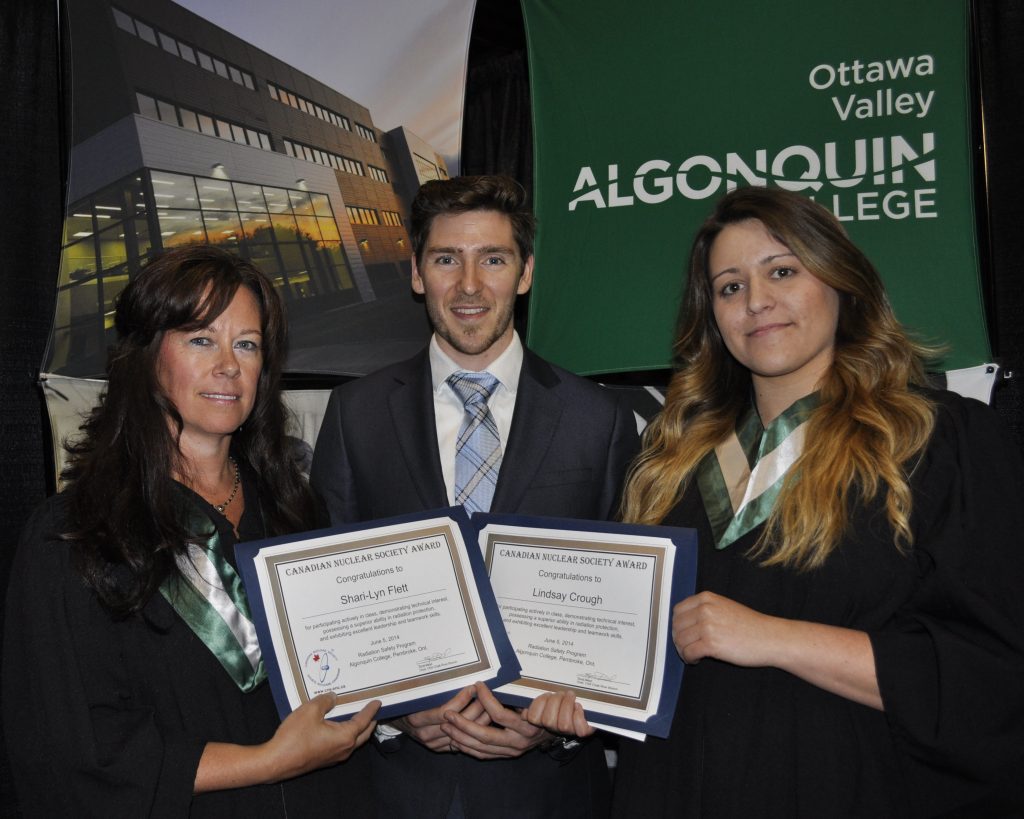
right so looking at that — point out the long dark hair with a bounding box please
[64,245,319,616]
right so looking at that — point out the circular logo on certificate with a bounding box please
[304,649,341,687]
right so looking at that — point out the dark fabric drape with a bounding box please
[461,49,534,201]
[0,0,64,813]
[975,0,1024,445]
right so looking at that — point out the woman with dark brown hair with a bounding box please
[3,246,378,817]
[531,187,1024,816]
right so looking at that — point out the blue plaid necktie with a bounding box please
[448,371,503,514]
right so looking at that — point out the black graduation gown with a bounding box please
[612,391,1024,818]
[2,473,375,819]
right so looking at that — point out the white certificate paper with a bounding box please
[238,511,519,721]
[477,517,695,738]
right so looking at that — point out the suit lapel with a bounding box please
[388,351,449,510]
[492,350,563,513]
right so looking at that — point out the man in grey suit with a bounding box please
[310,175,640,819]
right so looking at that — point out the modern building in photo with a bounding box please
[55,0,449,376]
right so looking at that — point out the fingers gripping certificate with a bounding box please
[236,509,520,722]
[476,515,698,738]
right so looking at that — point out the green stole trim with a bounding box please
[160,494,267,692]
[697,393,818,550]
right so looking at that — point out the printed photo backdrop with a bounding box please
[48,0,473,379]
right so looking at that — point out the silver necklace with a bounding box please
[215,457,241,514]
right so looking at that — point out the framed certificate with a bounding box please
[475,514,698,738]
[236,507,520,722]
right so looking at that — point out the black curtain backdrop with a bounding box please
[974,0,1024,443]
[0,0,1020,814]
[1,0,63,809]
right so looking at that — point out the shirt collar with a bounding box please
[429,331,524,396]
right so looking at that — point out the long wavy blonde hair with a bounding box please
[621,187,937,569]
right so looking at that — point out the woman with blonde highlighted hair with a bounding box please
[604,187,1024,817]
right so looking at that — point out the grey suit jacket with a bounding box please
[309,346,640,819]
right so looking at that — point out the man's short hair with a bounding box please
[410,175,536,266]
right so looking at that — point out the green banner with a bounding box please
[523,0,987,374]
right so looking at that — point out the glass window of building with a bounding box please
[136,92,158,120]
[93,185,131,220]
[318,217,341,243]
[263,187,291,213]
[246,243,280,274]
[151,171,198,209]
[310,193,332,218]
[290,191,315,217]
[157,209,206,246]
[96,223,129,281]
[295,215,322,242]
[414,152,442,183]
[63,212,94,244]
[233,183,266,212]
[112,8,254,92]
[156,99,178,125]
[197,113,216,136]
[180,108,200,132]
[240,213,272,242]
[346,206,379,225]
[53,171,355,376]
[158,32,179,56]
[135,21,158,46]
[197,180,235,211]
[203,211,244,244]
[112,7,135,34]
[270,211,299,237]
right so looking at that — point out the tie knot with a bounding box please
[447,371,500,408]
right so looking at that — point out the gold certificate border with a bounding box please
[483,532,664,710]
[264,521,492,707]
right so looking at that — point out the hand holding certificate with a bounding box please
[238,507,697,740]
[236,508,520,723]
[477,514,698,739]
